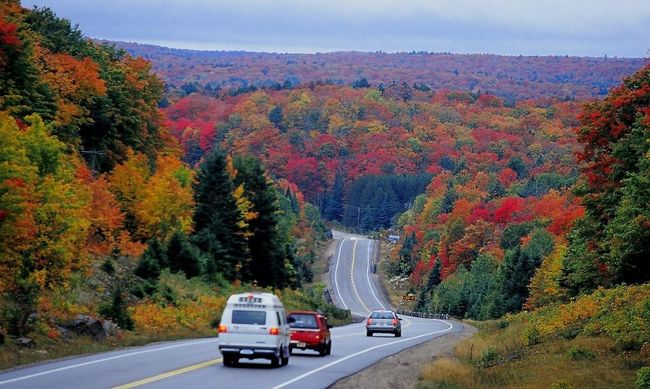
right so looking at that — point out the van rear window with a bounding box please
[232,310,266,325]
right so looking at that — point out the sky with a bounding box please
[21,0,650,57]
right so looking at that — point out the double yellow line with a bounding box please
[350,239,372,314]
[112,358,222,388]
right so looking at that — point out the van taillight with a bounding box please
[367,319,372,325]
[392,319,398,326]
[218,324,227,333]
[269,327,280,335]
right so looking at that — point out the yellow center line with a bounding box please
[350,240,371,314]
[112,358,222,389]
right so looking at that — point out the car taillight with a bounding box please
[218,324,227,333]
[392,319,398,326]
[269,327,280,335]
[367,319,372,325]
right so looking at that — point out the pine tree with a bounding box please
[501,246,536,313]
[167,231,201,278]
[191,147,246,280]
[234,155,289,288]
[415,258,442,312]
[397,232,417,276]
[322,172,344,221]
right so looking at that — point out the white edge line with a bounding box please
[333,239,349,310]
[365,239,385,309]
[271,320,454,389]
[0,339,218,386]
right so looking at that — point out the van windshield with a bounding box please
[232,310,266,325]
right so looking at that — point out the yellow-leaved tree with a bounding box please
[0,113,92,335]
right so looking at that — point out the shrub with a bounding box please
[477,346,499,368]
[637,367,650,389]
[100,259,115,274]
[551,380,575,389]
[496,319,509,329]
[523,325,541,346]
[617,335,644,351]
[567,346,595,360]
[559,326,581,340]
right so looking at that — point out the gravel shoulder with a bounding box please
[329,322,476,389]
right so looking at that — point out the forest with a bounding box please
[0,2,329,344]
[0,2,648,381]
[115,40,644,102]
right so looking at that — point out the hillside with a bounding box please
[0,2,339,367]
[162,86,585,233]
[111,40,645,102]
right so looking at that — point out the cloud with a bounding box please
[22,0,650,56]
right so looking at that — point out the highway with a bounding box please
[330,232,389,317]
[0,233,459,389]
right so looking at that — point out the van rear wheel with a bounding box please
[280,348,289,366]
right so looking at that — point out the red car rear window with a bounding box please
[289,313,319,329]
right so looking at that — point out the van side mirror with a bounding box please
[327,324,333,329]
[287,316,296,323]
[398,317,402,321]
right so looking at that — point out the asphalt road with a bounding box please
[0,233,459,389]
[330,233,390,317]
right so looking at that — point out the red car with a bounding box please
[288,310,332,356]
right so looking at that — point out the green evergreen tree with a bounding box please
[465,254,499,319]
[322,172,345,221]
[397,232,417,276]
[500,246,536,313]
[167,231,202,278]
[98,287,134,330]
[134,252,161,280]
[414,259,441,312]
[234,155,289,288]
[191,147,246,280]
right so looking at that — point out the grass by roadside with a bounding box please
[416,283,650,388]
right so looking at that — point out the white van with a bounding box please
[218,292,291,367]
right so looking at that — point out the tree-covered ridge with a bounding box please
[397,63,649,320]
[0,3,327,340]
[113,40,645,102]
[164,85,584,231]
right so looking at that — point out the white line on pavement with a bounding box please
[271,320,454,389]
[0,339,219,386]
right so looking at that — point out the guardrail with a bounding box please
[396,309,449,320]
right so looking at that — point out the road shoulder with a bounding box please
[329,321,476,389]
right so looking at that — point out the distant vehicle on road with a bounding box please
[218,292,291,367]
[288,310,332,356]
[366,309,402,337]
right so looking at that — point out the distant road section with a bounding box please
[329,231,390,317]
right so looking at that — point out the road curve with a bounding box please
[330,234,390,316]
[0,233,459,389]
